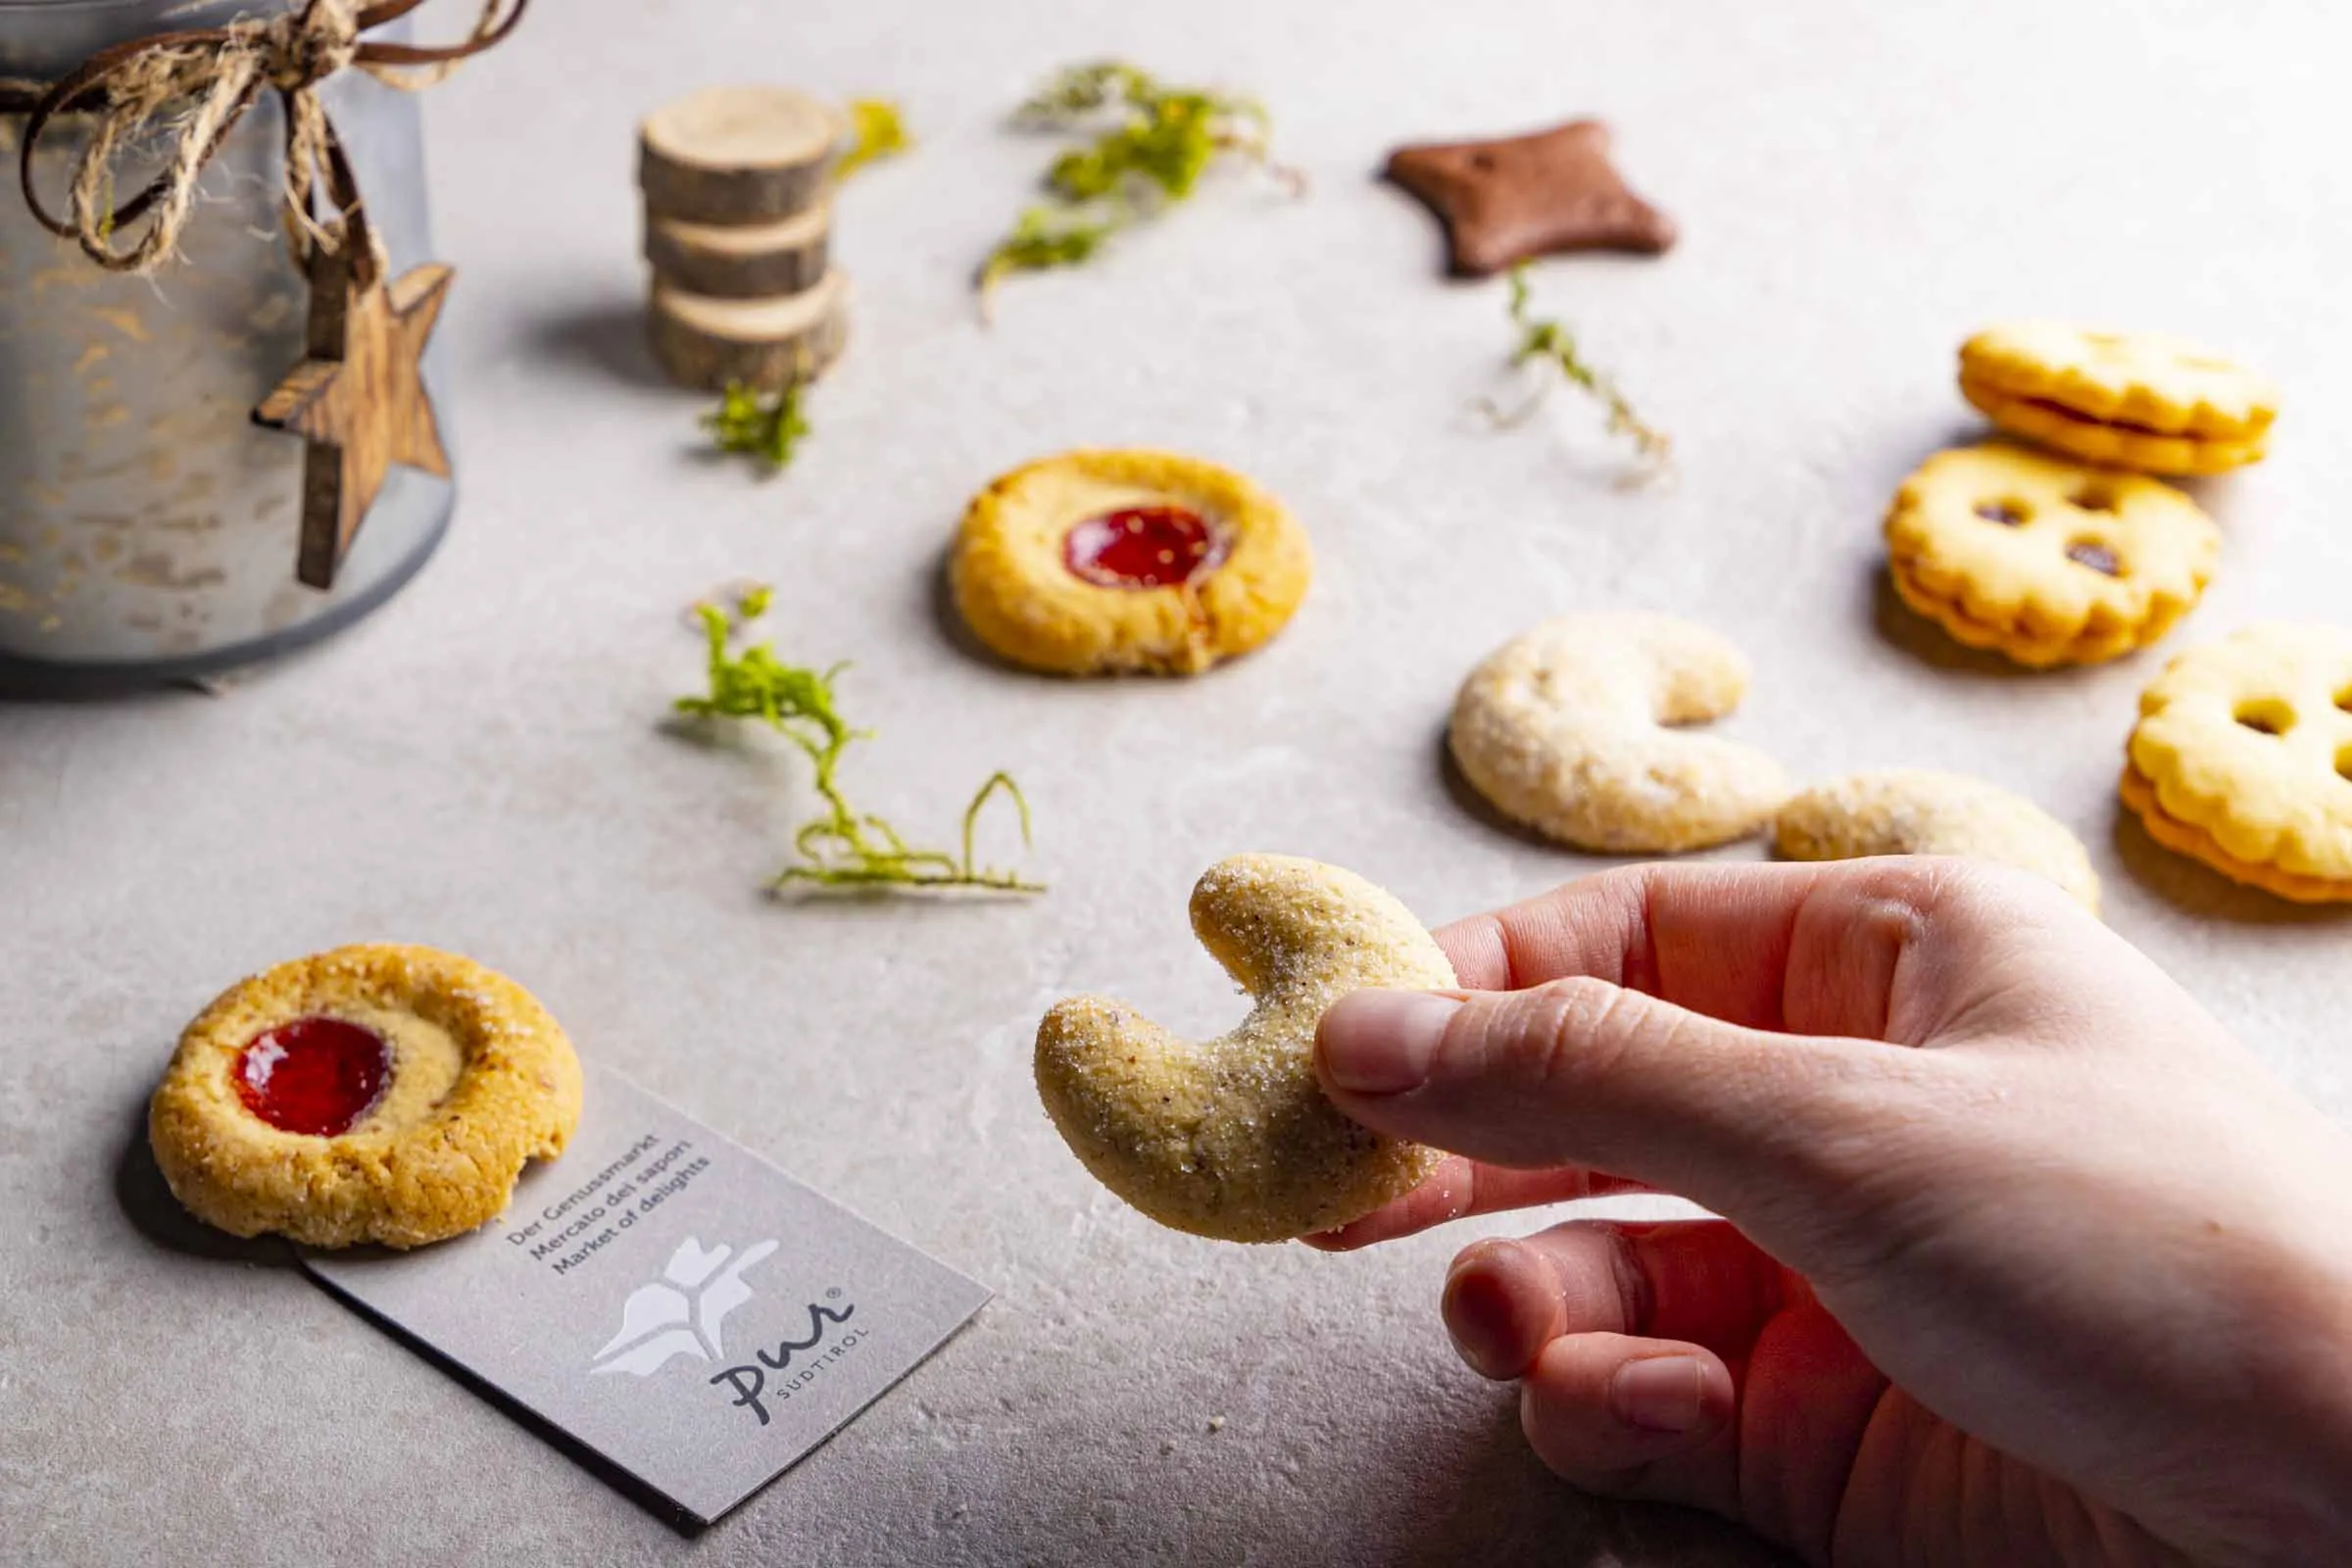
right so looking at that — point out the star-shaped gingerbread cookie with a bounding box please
[1384,118,1676,277]
[255,248,456,590]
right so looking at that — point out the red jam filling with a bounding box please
[236,1016,391,1137]
[1062,506,1224,590]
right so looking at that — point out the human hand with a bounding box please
[1308,859,2352,1568]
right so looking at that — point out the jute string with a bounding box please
[2,0,525,277]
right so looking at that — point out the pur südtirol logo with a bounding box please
[590,1236,778,1378]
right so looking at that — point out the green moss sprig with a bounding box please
[837,99,912,181]
[1483,265,1671,477]
[675,587,1043,894]
[977,60,1299,316]
[702,380,810,475]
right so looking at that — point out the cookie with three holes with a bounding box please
[2123,622,2352,902]
[1885,443,2219,667]
[951,449,1312,676]
[1959,322,2276,476]
[149,945,583,1248]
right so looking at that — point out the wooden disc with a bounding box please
[645,202,831,300]
[639,85,843,225]
[649,270,851,391]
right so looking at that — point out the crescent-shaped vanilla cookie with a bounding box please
[1448,612,1788,853]
[1035,855,1451,1243]
[1775,769,2100,912]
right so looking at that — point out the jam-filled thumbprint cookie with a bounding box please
[149,945,583,1249]
[950,448,1312,676]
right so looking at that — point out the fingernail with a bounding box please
[1319,990,1462,1094]
[1610,1356,1706,1435]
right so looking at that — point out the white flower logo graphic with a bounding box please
[590,1236,779,1378]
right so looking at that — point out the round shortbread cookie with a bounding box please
[1884,444,2218,668]
[1775,768,2099,912]
[951,449,1311,676]
[150,945,584,1249]
[2122,622,2352,902]
[1958,322,2276,475]
[1447,612,1789,853]
[1034,855,1451,1243]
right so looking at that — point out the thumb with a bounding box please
[1316,978,1882,1216]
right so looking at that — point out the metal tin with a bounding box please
[0,0,452,689]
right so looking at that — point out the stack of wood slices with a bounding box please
[640,85,853,390]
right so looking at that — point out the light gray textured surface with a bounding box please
[4,1,2350,1563]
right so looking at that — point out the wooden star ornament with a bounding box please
[1384,118,1677,277]
[254,244,456,590]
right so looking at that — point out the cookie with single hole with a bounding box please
[149,945,584,1248]
[2122,623,2352,902]
[1959,322,2276,476]
[1447,612,1789,853]
[951,449,1311,676]
[1775,768,2099,912]
[1036,855,1452,1242]
[1885,444,2218,667]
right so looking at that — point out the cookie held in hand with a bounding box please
[951,449,1311,676]
[1035,856,1452,1243]
[1448,612,1788,854]
[1885,444,2218,667]
[149,945,583,1249]
[2123,622,2352,903]
[1959,322,2276,476]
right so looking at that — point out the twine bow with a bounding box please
[15,0,525,275]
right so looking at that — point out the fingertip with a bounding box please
[1520,1335,1736,1487]
[1442,1238,1555,1380]
[1315,988,1464,1097]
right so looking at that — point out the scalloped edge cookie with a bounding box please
[1884,444,2217,667]
[2121,622,2352,901]
[1958,322,2276,475]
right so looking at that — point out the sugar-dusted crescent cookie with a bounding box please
[1958,322,2277,476]
[2122,623,2352,902]
[149,945,584,1249]
[1447,612,1788,853]
[1035,855,1451,1242]
[1885,444,2219,667]
[1775,769,2100,912]
[951,449,1312,676]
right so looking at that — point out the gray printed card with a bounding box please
[303,1067,990,1526]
